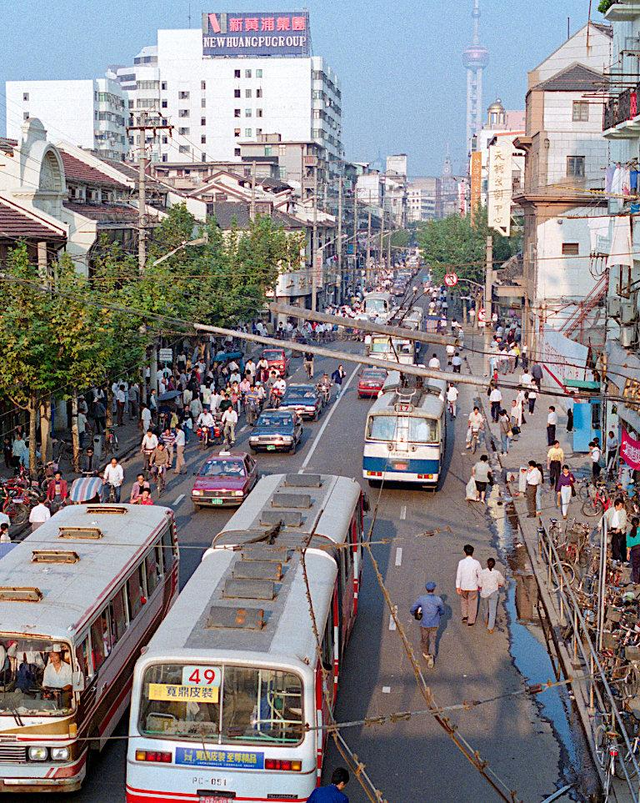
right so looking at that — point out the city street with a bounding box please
[9,335,575,803]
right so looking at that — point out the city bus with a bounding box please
[0,503,178,794]
[363,291,393,322]
[363,375,447,487]
[126,472,366,803]
[366,334,415,365]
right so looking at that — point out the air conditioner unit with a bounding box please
[620,323,638,348]
[621,301,638,325]
[608,296,622,319]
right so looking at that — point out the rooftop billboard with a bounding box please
[202,12,310,57]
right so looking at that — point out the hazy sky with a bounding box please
[0,0,599,175]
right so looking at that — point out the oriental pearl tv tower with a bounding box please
[463,0,489,155]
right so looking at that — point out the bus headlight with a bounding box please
[51,747,70,762]
[28,747,49,761]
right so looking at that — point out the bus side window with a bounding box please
[162,528,174,571]
[90,614,107,671]
[155,541,164,577]
[146,549,161,596]
[76,637,91,680]
[110,587,128,642]
[321,615,333,672]
[127,564,145,620]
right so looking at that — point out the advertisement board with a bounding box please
[487,139,513,237]
[202,12,310,57]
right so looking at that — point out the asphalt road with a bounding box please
[10,335,568,803]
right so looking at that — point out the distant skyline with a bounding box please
[0,0,601,175]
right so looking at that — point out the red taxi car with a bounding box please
[357,368,388,399]
[191,451,258,509]
[261,347,290,377]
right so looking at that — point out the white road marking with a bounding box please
[388,615,396,631]
[395,547,403,567]
[172,494,185,507]
[400,505,407,520]
[298,365,359,472]
[239,425,248,433]
[382,686,391,694]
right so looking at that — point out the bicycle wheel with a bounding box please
[550,561,576,591]
[578,483,592,502]
[10,503,29,526]
[595,724,610,770]
[582,497,603,518]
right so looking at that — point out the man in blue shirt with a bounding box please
[307,767,350,802]
[410,581,445,669]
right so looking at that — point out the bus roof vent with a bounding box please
[284,474,322,488]
[223,578,275,600]
[260,510,303,528]
[206,605,264,630]
[85,505,128,515]
[58,527,103,541]
[32,549,80,564]
[243,545,291,563]
[233,559,282,582]
[271,492,311,510]
[0,586,43,603]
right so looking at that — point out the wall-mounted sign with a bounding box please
[202,12,310,57]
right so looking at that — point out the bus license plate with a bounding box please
[394,462,408,470]
[266,445,276,451]
[199,796,233,803]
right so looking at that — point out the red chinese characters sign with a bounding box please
[203,12,310,57]
[621,427,640,471]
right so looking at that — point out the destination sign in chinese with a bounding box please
[202,12,310,57]
[148,683,219,704]
[176,747,264,769]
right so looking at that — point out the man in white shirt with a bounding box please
[520,370,533,389]
[456,544,482,625]
[43,646,73,692]
[446,384,459,418]
[451,352,462,374]
[547,406,558,446]
[222,407,239,446]
[590,440,603,482]
[489,387,502,422]
[197,410,216,430]
[525,459,542,518]
[174,426,186,474]
[102,457,124,502]
[29,502,51,532]
[141,429,159,472]
[428,354,441,370]
[603,498,628,562]
[479,558,505,632]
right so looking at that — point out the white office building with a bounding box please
[6,78,127,160]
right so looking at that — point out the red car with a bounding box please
[191,451,258,509]
[261,347,289,377]
[358,368,387,399]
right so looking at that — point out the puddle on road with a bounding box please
[486,491,595,800]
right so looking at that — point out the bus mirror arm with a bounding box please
[72,672,85,693]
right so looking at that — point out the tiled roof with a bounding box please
[536,63,604,92]
[0,138,17,155]
[208,201,305,230]
[60,151,126,188]
[63,201,151,225]
[100,158,167,193]
[0,200,66,241]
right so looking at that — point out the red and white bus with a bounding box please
[126,472,365,803]
[0,503,179,794]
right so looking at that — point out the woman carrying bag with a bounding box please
[556,464,575,520]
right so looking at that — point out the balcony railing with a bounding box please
[603,86,639,130]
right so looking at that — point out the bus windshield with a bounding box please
[365,298,388,314]
[139,663,303,744]
[0,637,75,716]
[370,339,392,354]
[367,415,438,443]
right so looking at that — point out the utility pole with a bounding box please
[337,177,343,304]
[379,208,385,274]
[250,160,257,221]
[352,196,358,296]
[366,208,372,288]
[484,235,493,376]
[387,229,392,270]
[311,165,319,312]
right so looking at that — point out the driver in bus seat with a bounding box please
[43,646,72,692]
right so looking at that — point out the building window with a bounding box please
[179,145,190,154]
[234,128,241,137]
[178,127,190,135]
[162,154,168,162]
[245,69,252,78]
[179,109,189,117]
[201,98,206,108]
[245,109,252,117]
[234,147,241,157]
[23,111,29,121]
[256,88,263,99]
[201,117,206,126]
[234,69,241,78]
[162,136,168,144]
[179,91,190,100]
[256,109,263,118]
[161,81,167,90]
[161,100,168,109]
[572,101,589,122]
[234,88,241,98]
[264,146,272,156]
[279,166,287,180]
[562,243,579,256]
[566,155,585,178]
[256,128,262,135]
[245,128,252,137]
[245,89,252,98]
[256,69,263,78]
[234,108,241,118]
[201,135,206,143]
[201,80,206,91]
[22,92,29,102]
[201,152,207,162]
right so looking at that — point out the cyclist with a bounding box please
[46,471,68,514]
[196,409,216,447]
[149,442,170,495]
[245,384,262,425]
[303,351,314,379]
[270,376,287,408]
[467,406,485,451]
[140,428,159,474]
[317,373,332,406]
[446,383,459,418]
[102,457,124,503]
[129,473,150,504]
[221,406,238,447]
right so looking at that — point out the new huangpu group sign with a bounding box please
[202,12,310,57]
